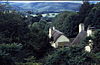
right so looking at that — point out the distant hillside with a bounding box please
[0,2,82,13]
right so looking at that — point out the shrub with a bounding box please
[0,43,23,65]
[43,46,100,65]
[15,62,42,65]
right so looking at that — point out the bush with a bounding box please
[0,43,23,65]
[0,43,22,54]
[92,31,100,53]
[0,48,15,65]
[15,62,42,65]
[43,46,100,65]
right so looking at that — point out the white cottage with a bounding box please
[49,27,70,48]
[49,23,97,49]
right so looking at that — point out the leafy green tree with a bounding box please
[92,31,100,53]
[23,26,52,59]
[0,12,29,44]
[79,2,93,23]
[0,50,15,65]
[43,45,99,65]
[32,20,51,33]
[53,11,78,38]
[0,43,22,65]
[84,3,100,29]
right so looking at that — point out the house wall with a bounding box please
[51,42,58,48]
[51,35,70,48]
[55,35,70,43]
[87,29,93,36]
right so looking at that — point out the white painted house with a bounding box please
[49,27,70,48]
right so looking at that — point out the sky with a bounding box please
[1,1,100,4]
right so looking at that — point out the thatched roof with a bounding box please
[51,29,87,47]
[51,29,63,43]
[71,30,87,45]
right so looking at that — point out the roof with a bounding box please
[70,38,75,43]
[51,29,64,42]
[71,30,87,45]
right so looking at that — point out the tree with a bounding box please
[0,43,22,65]
[23,25,52,59]
[53,11,78,38]
[84,3,100,29]
[0,12,29,44]
[43,46,99,65]
[32,20,51,33]
[92,31,100,53]
[79,2,93,23]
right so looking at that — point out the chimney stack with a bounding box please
[53,26,55,30]
[87,27,93,36]
[79,23,84,33]
[49,27,52,38]
[49,26,55,38]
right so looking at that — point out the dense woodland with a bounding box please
[0,2,100,65]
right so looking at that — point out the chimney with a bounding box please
[87,27,93,36]
[79,23,84,33]
[53,26,55,30]
[49,27,52,38]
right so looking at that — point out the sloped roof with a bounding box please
[71,30,87,45]
[51,29,64,42]
[70,38,75,43]
[51,29,87,47]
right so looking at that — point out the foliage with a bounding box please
[84,2,100,29]
[24,25,52,59]
[0,43,22,65]
[0,43,22,53]
[92,31,100,53]
[79,2,93,23]
[0,50,15,65]
[52,2,96,38]
[0,11,29,44]
[81,30,100,53]
[31,20,51,33]
[53,11,78,38]
[0,9,52,62]
[24,56,36,62]
[15,62,42,65]
[43,46,100,65]
[0,2,100,65]
[43,30,100,65]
